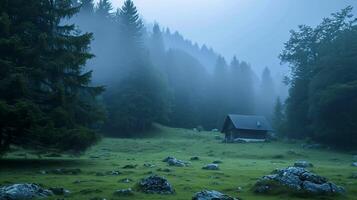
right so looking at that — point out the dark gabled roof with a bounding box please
[222,114,272,132]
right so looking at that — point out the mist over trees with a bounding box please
[1,0,356,155]
[68,0,280,136]
[279,6,357,149]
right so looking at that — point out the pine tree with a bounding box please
[148,23,166,70]
[257,67,276,120]
[117,0,144,52]
[96,0,113,19]
[0,0,104,154]
[272,97,285,136]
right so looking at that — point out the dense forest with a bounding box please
[0,0,356,156]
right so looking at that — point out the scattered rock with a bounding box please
[254,167,345,195]
[211,129,219,132]
[106,170,121,176]
[0,183,53,200]
[192,190,239,200]
[352,162,357,167]
[122,164,137,169]
[114,188,134,196]
[202,164,219,170]
[143,163,156,168]
[49,187,70,196]
[294,160,313,168]
[212,160,223,164]
[163,156,188,167]
[138,175,174,194]
[120,178,133,183]
[190,156,200,161]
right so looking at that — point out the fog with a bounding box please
[67,0,357,132]
[101,0,357,73]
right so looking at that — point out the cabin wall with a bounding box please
[224,129,267,142]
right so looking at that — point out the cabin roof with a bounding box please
[222,114,272,132]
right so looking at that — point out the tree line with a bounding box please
[274,6,357,149]
[71,0,278,135]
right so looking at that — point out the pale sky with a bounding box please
[102,0,357,73]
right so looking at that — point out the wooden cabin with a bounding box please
[221,114,272,142]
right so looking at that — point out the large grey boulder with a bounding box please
[254,167,345,195]
[138,175,174,194]
[0,183,53,200]
[163,156,188,167]
[192,190,239,200]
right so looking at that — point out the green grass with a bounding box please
[1,125,357,200]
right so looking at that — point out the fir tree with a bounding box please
[0,0,104,154]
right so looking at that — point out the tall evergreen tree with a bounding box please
[103,0,171,136]
[117,0,144,54]
[257,67,276,120]
[96,0,113,19]
[0,0,104,154]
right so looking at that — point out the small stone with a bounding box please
[212,160,223,164]
[143,163,156,168]
[120,178,133,183]
[192,190,239,200]
[106,170,121,176]
[352,162,357,167]
[114,188,133,196]
[202,164,219,170]
[294,160,313,168]
[49,187,70,196]
[163,156,188,167]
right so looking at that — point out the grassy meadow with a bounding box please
[1,125,356,200]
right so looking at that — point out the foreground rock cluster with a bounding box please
[137,175,175,194]
[0,184,53,200]
[254,167,345,195]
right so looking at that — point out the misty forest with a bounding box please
[1,0,357,199]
